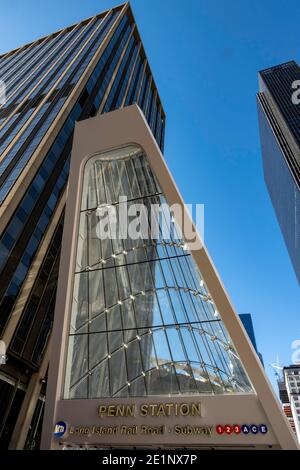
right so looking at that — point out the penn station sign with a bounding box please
[67,402,211,437]
[98,402,202,418]
[57,401,212,440]
[52,395,277,448]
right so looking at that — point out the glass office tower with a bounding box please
[239,314,264,367]
[257,61,300,284]
[0,3,165,449]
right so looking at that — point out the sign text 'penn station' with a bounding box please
[98,402,202,418]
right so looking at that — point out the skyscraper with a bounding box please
[283,365,300,443]
[277,364,300,443]
[0,3,165,449]
[257,61,300,284]
[239,314,264,366]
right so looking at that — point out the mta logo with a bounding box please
[54,421,67,438]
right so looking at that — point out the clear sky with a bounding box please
[1,0,299,391]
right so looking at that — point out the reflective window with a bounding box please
[0,12,165,339]
[64,145,253,399]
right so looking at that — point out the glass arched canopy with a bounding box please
[64,145,253,398]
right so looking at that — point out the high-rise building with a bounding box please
[239,313,264,366]
[257,61,300,284]
[277,373,295,433]
[284,365,300,443]
[0,3,165,450]
[277,365,300,443]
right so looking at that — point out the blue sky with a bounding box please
[1,0,299,391]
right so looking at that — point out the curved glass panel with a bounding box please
[64,145,253,398]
